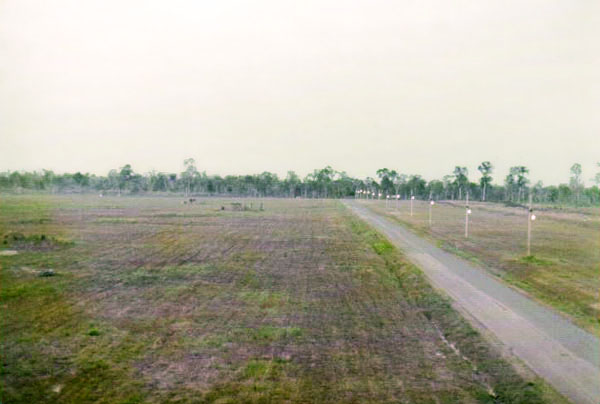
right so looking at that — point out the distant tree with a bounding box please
[395,174,408,198]
[453,166,469,200]
[118,164,133,196]
[257,172,279,197]
[427,180,444,200]
[182,158,198,197]
[407,175,426,198]
[508,166,529,202]
[593,163,600,187]
[440,175,453,199]
[546,185,559,203]
[284,171,301,197]
[4,162,600,204]
[477,161,493,201]
[150,171,169,192]
[72,172,89,192]
[315,166,334,198]
[569,163,583,204]
[107,169,119,194]
[532,181,544,202]
[376,168,398,195]
[558,184,572,203]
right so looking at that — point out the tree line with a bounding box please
[1,160,599,205]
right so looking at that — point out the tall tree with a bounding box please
[442,175,454,199]
[593,163,600,187]
[515,166,529,202]
[569,163,583,204]
[395,174,408,198]
[407,175,426,198]
[504,167,519,201]
[72,172,89,192]
[376,168,397,195]
[477,161,493,201]
[315,166,334,198]
[453,166,469,200]
[118,164,133,196]
[284,171,301,198]
[182,158,198,197]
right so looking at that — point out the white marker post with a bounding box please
[527,193,535,256]
[410,195,415,217]
[396,194,400,210]
[465,193,471,238]
[386,194,390,208]
[429,199,435,226]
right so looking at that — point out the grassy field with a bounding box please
[358,199,600,335]
[0,195,564,403]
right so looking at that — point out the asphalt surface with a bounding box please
[345,200,600,404]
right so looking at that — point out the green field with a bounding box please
[359,199,600,335]
[0,195,564,403]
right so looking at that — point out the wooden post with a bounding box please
[527,193,532,256]
[428,200,433,226]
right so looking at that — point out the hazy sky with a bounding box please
[1,0,598,185]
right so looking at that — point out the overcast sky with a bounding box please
[1,0,598,185]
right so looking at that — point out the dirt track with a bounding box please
[345,200,600,404]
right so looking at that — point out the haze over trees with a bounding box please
[1,160,599,206]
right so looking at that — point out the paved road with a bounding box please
[344,201,600,404]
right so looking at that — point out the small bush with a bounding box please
[88,328,100,336]
[520,255,553,266]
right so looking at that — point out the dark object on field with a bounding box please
[184,198,197,205]
[221,206,225,210]
[3,232,25,244]
[38,269,55,277]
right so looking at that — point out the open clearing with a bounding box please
[0,195,564,403]
[357,199,600,334]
